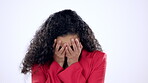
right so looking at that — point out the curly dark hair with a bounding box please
[21,9,103,74]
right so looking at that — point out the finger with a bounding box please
[52,39,57,52]
[59,43,66,54]
[65,47,70,57]
[61,49,66,56]
[79,43,83,54]
[55,40,61,51]
[75,38,80,49]
[53,39,57,48]
[79,42,83,49]
[67,44,73,54]
[71,38,77,51]
[75,39,83,53]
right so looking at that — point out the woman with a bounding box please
[21,9,107,83]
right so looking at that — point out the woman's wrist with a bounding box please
[54,60,64,67]
[57,62,64,67]
[67,59,78,66]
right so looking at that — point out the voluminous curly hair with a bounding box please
[21,9,103,74]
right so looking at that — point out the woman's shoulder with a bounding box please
[81,49,107,69]
[31,61,51,73]
[82,49,107,60]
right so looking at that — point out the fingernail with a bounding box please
[54,39,56,42]
[71,39,74,41]
[75,38,78,41]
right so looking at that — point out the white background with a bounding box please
[0,0,148,83]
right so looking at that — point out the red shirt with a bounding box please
[32,49,107,83]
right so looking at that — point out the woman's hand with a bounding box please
[65,38,83,66]
[53,39,66,67]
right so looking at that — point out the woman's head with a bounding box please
[21,9,102,74]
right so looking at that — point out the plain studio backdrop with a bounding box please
[0,0,147,83]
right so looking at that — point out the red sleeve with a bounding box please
[58,62,86,83]
[87,52,107,83]
[47,61,64,83]
[32,61,64,83]
[58,52,107,83]
[32,64,46,83]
